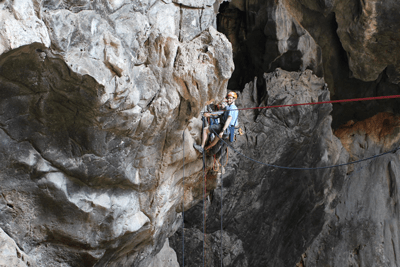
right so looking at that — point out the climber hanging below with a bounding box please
[194,92,239,154]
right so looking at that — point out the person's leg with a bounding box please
[201,127,209,148]
[205,136,219,150]
[194,126,211,153]
[205,124,223,150]
[194,124,221,153]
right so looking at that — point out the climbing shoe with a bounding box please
[193,144,204,154]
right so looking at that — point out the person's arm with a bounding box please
[219,116,232,138]
[203,111,224,118]
[210,111,224,116]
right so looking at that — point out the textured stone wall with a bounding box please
[2,0,400,266]
[0,0,233,266]
[304,113,400,266]
[171,68,348,266]
[219,0,400,88]
[170,1,400,266]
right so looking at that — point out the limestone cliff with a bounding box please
[0,0,233,266]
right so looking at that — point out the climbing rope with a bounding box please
[203,157,207,266]
[223,147,228,167]
[182,131,185,267]
[201,117,207,266]
[220,168,223,267]
[231,94,400,112]
[213,155,220,172]
[209,127,400,170]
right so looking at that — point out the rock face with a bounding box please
[218,0,400,129]
[0,228,35,267]
[219,0,400,86]
[171,68,348,266]
[0,0,233,266]
[218,0,323,91]
[171,72,400,266]
[0,0,50,55]
[148,239,179,267]
[2,0,400,266]
[170,227,248,266]
[334,0,400,83]
[304,113,400,266]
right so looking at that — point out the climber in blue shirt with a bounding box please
[194,92,238,154]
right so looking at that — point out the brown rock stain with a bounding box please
[334,112,400,152]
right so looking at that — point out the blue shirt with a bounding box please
[223,104,238,127]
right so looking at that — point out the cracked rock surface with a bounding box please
[0,0,233,266]
[218,0,400,130]
[304,113,400,266]
[303,113,400,267]
[3,0,400,266]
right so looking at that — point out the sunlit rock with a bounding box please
[0,1,233,266]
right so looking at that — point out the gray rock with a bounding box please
[170,227,248,266]
[218,0,323,91]
[296,0,335,14]
[304,112,400,266]
[334,0,400,82]
[173,0,215,8]
[178,4,217,42]
[148,1,181,38]
[218,0,400,129]
[4,0,400,266]
[148,239,179,267]
[279,0,400,85]
[171,69,348,266]
[0,0,233,265]
[0,0,50,55]
[264,1,323,76]
[0,228,35,267]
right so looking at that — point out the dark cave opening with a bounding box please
[217,1,400,130]
[217,2,255,92]
[216,1,269,102]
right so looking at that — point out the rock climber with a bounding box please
[194,92,239,154]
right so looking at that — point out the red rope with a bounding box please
[236,94,400,111]
[204,170,207,265]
